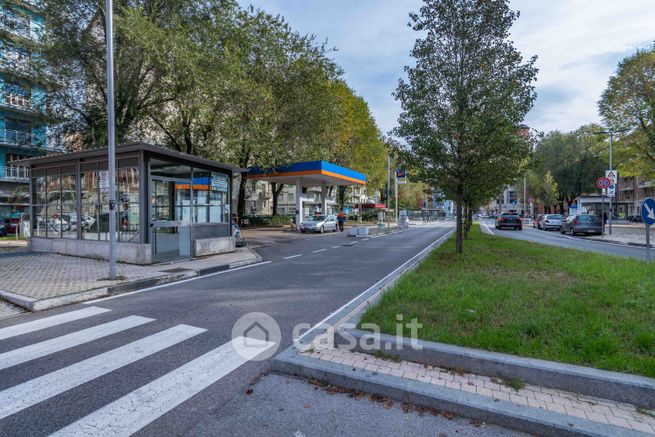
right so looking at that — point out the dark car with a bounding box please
[0,223,6,237]
[628,215,643,223]
[495,213,522,230]
[539,214,564,231]
[560,214,602,236]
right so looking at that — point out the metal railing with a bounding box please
[0,128,33,147]
[0,165,29,180]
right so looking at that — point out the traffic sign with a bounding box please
[605,170,617,198]
[642,198,655,226]
[597,177,610,189]
[643,197,655,262]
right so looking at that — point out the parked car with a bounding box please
[495,213,522,230]
[539,214,564,231]
[533,214,544,229]
[560,214,602,236]
[299,215,338,233]
[628,215,643,223]
[0,222,6,237]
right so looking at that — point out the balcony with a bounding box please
[0,165,29,181]
[0,128,41,148]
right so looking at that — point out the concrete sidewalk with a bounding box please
[0,247,260,314]
[586,225,650,246]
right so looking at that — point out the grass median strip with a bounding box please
[360,225,655,377]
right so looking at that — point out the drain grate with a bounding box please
[159,267,193,273]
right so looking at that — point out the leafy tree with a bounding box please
[533,126,607,212]
[599,46,655,176]
[37,0,191,148]
[394,0,537,253]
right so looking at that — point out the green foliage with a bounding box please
[532,125,607,209]
[393,0,537,253]
[360,226,655,377]
[599,46,655,177]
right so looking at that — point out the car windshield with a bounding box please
[307,215,326,221]
[578,215,599,222]
[547,215,563,219]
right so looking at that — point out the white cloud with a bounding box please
[238,0,655,135]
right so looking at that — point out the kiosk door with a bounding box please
[150,177,192,262]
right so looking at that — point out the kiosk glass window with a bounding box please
[192,170,228,224]
[32,176,46,237]
[80,169,99,240]
[46,174,61,238]
[117,167,139,242]
[61,173,77,239]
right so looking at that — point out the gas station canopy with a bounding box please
[248,161,366,186]
[247,161,366,226]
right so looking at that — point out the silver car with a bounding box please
[539,214,564,231]
[300,215,338,233]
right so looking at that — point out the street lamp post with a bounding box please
[594,128,628,236]
[105,0,117,280]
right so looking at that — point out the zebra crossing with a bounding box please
[0,306,276,436]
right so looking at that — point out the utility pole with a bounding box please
[523,175,527,217]
[594,128,628,236]
[394,170,398,227]
[386,155,390,229]
[105,0,117,280]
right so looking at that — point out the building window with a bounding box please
[3,117,31,146]
[4,81,31,109]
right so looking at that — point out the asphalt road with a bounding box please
[482,220,651,260]
[0,222,503,437]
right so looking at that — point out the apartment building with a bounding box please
[238,179,374,217]
[0,0,54,217]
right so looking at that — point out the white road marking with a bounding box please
[85,261,272,304]
[297,228,454,342]
[361,238,369,241]
[50,336,275,437]
[283,254,302,260]
[312,249,327,253]
[350,241,358,244]
[0,306,110,341]
[0,315,154,371]
[479,221,495,235]
[0,324,205,420]
[332,246,341,249]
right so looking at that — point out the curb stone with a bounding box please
[272,352,647,437]
[336,329,655,410]
[0,247,263,312]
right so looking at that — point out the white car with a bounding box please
[300,215,338,233]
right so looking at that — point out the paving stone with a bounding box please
[298,346,655,435]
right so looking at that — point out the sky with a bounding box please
[237,0,655,136]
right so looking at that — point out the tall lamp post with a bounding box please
[105,0,117,279]
[595,128,628,236]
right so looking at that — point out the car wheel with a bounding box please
[301,230,306,233]
[560,228,565,234]
[518,226,522,231]
[569,228,575,236]
[319,225,324,234]
[333,226,337,232]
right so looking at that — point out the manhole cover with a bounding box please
[159,267,192,273]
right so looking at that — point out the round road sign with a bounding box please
[597,177,610,189]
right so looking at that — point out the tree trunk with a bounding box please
[463,203,470,239]
[455,188,463,254]
[467,204,473,238]
[237,175,248,225]
[337,186,347,210]
[271,182,284,216]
